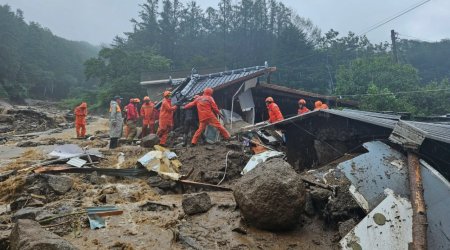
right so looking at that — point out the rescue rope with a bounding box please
[218,151,233,186]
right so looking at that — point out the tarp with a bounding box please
[241,150,284,175]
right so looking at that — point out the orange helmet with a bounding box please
[298,99,306,105]
[163,91,171,97]
[265,97,274,103]
[315,100,323,108]
[204,88,213,96]
[80,102,87,108]
[133,98,140,103]
[143,96,150,101]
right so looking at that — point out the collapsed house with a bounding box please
[140,65,356,126]
[240,109,450,249]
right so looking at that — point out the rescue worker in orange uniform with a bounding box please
[265,97,284,123]
[183,88,230,146]
[125,98,140,143]
[157,91,177,146]
[140,96,155,137]
[314,100,329,110]
[298,99,310,115]
[74,102,87,138]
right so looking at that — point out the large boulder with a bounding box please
[182,192,212,215]
[233,158,306,231]
[9,219,77,250]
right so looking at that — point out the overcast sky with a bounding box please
[1,0,449,45]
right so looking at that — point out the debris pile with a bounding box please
[0,100,448,249]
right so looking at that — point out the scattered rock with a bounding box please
[109,241,134,250]
[47,175,74,194]
[89,171,99,184]
[10,196,44,211]
[304,192,315,216]
[16,141,40,147]
[338,218,358,237]
[182,192,212,215]
[147,176,177,190]
[0,230,10,250]
[0,170,17,182]
[9,219,77,250]
[0,125,12,133]
[310,187,332,210]
[140,201,173,212]
[0,114,13,123]
[141,134,159,148]
[12,207,43,222]
[233,158,306,231]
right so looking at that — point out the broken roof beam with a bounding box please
[389,120,426,150]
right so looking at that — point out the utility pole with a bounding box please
[391,29,398,63]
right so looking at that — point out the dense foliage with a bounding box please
[0,5,99,101]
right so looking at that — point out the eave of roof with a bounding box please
[245,109,450,145]
[257,83,358,106]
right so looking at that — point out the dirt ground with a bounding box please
[0,101,359,250]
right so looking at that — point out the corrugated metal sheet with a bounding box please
[406,121,450,144]
[323,109,399,129]
[341,109,402,120]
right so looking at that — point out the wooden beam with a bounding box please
[407,152,428,250]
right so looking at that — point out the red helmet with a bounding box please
[298,99,306,105]
[265,97,274,103]
[79,102,87,108]
[163,91,171,97]
[204,88,213,96]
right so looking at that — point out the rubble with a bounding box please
[9,219,78,250]
[0,170,16,182]
[141,134,159,148]
[0,99,447,249]
[233,158,306,231]
[12,207,43,222]
[182,192,213,215]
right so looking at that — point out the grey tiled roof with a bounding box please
[179,66,268,99]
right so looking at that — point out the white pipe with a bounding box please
[230,82,245,129]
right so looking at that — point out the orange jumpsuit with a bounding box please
[74,104,87,138]
[157,98,177,145]
[267,102,284,123]
[184,92,230,145]
[298,106,310,115]
[140,102,155,136]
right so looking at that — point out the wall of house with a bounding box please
[281,115,393,172]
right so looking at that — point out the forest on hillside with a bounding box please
[1,1,449,115]
[0,5,99,101]
[84,0,450,115]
